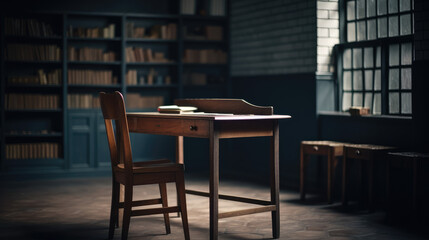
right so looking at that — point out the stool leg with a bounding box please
[342,153,348,206]
[300,145,308,201]
[159,183,171,234]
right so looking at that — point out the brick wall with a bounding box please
[316,0,339,73]
[230,0,317,76]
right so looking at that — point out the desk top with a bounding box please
[127,112,291,121]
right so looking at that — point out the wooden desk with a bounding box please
[127,112,290,240]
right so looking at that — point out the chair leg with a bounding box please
[176,171,190,240]
[121,184,133,240]
[159,183,171,234]
[109,180,120,239]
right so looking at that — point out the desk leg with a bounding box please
[209,123,219,240]
[176,136,184,217]
[270,121,280,239]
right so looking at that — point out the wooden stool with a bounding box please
[300,141,346,203]
[386,152,429,219]
[342,144,395,211]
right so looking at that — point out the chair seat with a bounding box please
[115,161,183,174]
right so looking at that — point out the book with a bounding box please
[157,105,197,114]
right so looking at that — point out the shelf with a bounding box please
[7,84,62,89]
[5,133,63,138]
[183,63,227,67]
[127,84,178,89]
[126,38,177,43]
[126,13,179,19]
[126,62,177,66]
[184,84,226,88]
[5,60,62,65]
[68,84,121,89]
[181,15,227,21]
[184,39,225,44]
[5,109,63,113]
[67,37,121,42]
[5,35,62,41]
[68,61,121,65]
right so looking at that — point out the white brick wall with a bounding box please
[316,0,339,73]
[230,0,317,76]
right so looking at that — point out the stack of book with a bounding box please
[68,69,118,85]
[6,143,60,159]
[68,46,116,62]
[126,23,177,39]
[67,24,115,38]
[5,17,58,37]
[126,94,164,109]
[5,94,60,110]
[8,69,62,85]
[125,47,172,63]
[183,49,227,64]
[6,44,61,61]
[126,69,171,86]
[67,94,100,109]
[184,25,223,41]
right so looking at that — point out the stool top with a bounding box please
[388,152,429,159]
[301,140,348,147]
[344,144,395,151]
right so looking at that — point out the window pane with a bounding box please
[343,92,352,111]
[378,0,387,15]
[376,46,381,67]
[378,17,388,38]
[401,68,412,89]
[367,0,376,17]
[389,92,400,114]
[375,69,382,90]
[348,22,356,42]
[400,14,412,35]
[389,16,399,37]
[364,47,373,68]
[400,0,411,11]
[389,0,399,13]
[401,43,412,65]
[373,93,382,114]
[357,20,367,41]
[357,0,366,19]
[353,48,362,68]
[353,93,363,107]
[401,92,412,114]
[344,71,352,90]
[347,1,356,20]
[389,44,400,66]
[389,68,400,89]
[365,70,374,90]
[353,70,363,90]
[368,19,377,40]
[365,93,373,109]
[343,49,352,69]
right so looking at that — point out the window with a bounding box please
[337,0,413,115]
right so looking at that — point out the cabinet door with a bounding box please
[96,112,110,167]
[68,112,95,168]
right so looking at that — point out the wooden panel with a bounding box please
[174,99,273,115]
[217,120,273,138]
[181,120,210,138]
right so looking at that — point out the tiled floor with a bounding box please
[0,176,427,240]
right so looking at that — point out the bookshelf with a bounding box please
[0,0,229,172]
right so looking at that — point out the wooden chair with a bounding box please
[99,91,190,240]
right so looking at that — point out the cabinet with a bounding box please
[0,0,229,172]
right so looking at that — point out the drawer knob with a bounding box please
[356,150,361,155]
[190,125,198,131]
[313,146,318,151]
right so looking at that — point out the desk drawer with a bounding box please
[302,144,329,155]
[128,117,209,138]
[345,147,373,160]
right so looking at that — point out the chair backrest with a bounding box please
[174,98,273,115]
[99,91,133,173]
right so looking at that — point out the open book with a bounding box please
[157,105,197,114]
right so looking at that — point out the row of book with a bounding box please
[8,69,62,86]
[183,49,227,64]
[126,69,172,86]
[6,143,60,159]
[68,94,100,109]
[184,25,223,41]
[126,23,177,39]
[68,47,116,62]
[181,0,225,16]
[68,69,118,85]
[6,44,61,61]
[183,72,224,85]
[126,94,164,109]
[5,94,60,110]
[5,17,58,37]
[125,47,172,63]
[67,24,116,38]
[7,130,60,135]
